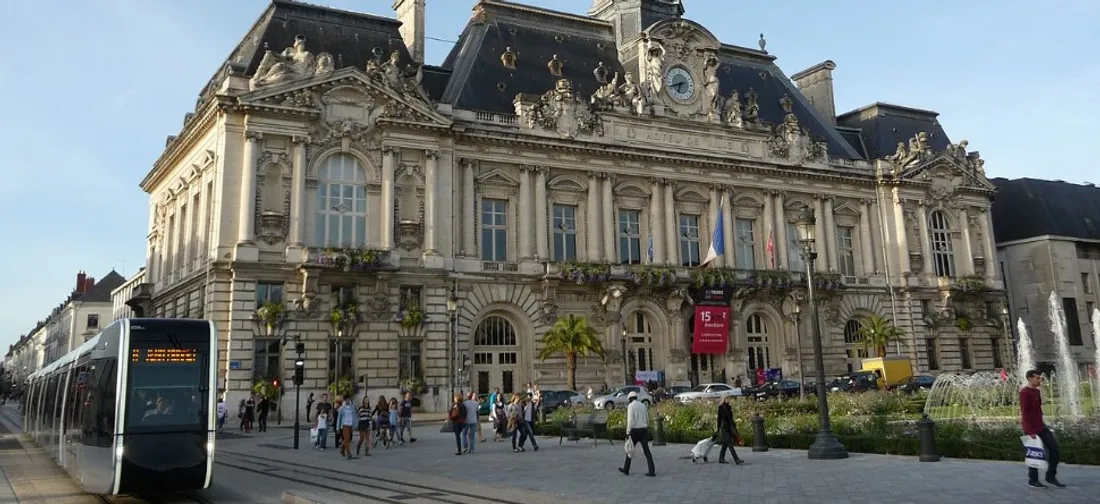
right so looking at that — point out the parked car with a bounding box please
[674,383,741,403]
[746,380,803,400]
[652,385,691,403]
[537,390,579,414]
[894,374,936,394]
[592,386,653,409]
[558,389,586,405]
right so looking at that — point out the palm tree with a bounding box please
[536,315,607,391]
[856,314,905,358]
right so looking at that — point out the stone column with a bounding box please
[288,136,308,251]
[917,201,934,277]
[423,149,439,254]
[462,159,476,257]
[534,167,549,261]
[649,178,664,264]
[980,209,997,279]
[774,191,788,270]
[722,187,735,267]
[601,174,615,263]
[664,182,677,265]
[823,196,837,272]
[958,207,975,275]
[707,185,722,267]
[859,199,875,275]
[237,131,262,246]
[518,166,533,260]
[812,196,826,271]
[762,190,775,269]
[380,147,397,250]
[891,188,910,275]
[586,172,601,261]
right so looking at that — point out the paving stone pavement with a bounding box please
[218,420,1100,504]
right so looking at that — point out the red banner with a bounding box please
[692,306,730,354]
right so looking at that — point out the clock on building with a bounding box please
[664,66,695,102]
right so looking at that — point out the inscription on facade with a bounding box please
[612,124,752,155]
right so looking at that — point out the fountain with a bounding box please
[1093,308,1100,412]
[1015,319,1035,386]
[1048,291,1082,419]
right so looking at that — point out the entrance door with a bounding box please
[471,315,519,395]
[745,313,772,384]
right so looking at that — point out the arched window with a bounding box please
[843,318,868,374]
[745,313,770,378]
[314,154,368,247]
[929,210,955,277]
[472,315,517,394]
[626,312,655,375]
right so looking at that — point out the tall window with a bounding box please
[618,209,642,264]
[1063,297,1084,346]
[315,154,368,247]
[626,312,655,376]
[679,214,701,267]
[203,181,214,256]
[256,282,284,307]
[399,340,422,379]
[190,193,201,264]
[786,221,805,272]
[991,338,1003,368]
[328,339,354,384]
[254,339,281,380]
[552,204,577,261]
[843,319,868,374]
[929,210,955,277]
[86,314,100,330]
[746,314,769,377]
[1083,273,1092,294]
[735,218,755,270]
[481,199,508,261]
[836,226,856,276]
[925,338,939,371]
[178,204,188,270]
[958,338,971,369]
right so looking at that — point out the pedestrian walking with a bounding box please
[618,391,655,477]
[398,392,416,443]
[257,395,270,432]
[337,398,357,459]
[462,392,480,453]
[449,393,467,455]
[1020,369,1064,489]
[716,395,744,465]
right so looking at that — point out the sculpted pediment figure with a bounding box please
[514,79,604,139]
[250,35,335,90]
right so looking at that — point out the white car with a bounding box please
[592,386,653,409]
[559,390,586,405]
[675,383,742,403]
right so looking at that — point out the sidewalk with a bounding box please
[0,406,98,504]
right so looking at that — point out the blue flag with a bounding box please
[648,233,654,263]
[702,205,724,266]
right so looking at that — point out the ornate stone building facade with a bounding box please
[136,0,1007,410]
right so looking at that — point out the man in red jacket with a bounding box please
[1020,369,1064,489]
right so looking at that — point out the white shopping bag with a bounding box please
[310,427,319,445]
[624,437,635,459]
[1020,435,1048,470]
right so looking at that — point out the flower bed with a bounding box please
[532,392,1100,465]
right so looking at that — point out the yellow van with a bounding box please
[859,356,913,389]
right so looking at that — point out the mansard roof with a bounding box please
[836,102,952,160]
[991,178,1100,244]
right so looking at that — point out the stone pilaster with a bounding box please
[380,146,397,251]
[518,166,533,260]
[534,167,549,260]
[586,172,601,261]
[423,150,440,254]
[234,131,262,261]
[462,159,476,257]
[822,196,837,272]
[601,174,615,263]
[649,178,664,263]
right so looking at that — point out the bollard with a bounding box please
[538,408,546,424]
[917,414,940,462]
[752,414,768,452]
[653,416,666,446]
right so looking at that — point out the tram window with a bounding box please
[66,363,89,444]
[45,375,59,431]
[126,338,208,430]
[84,358,117,447]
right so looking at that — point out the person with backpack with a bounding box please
[448,393,467,455]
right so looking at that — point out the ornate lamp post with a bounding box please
[1001,304,1013,369]
[620,326,629,386]
[793,205,849,460]
[446,287,459,400]
[792,299,806,400]
[600,285,627,386]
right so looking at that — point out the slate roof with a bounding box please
[77,270,127,304]
[836,102,952,160]
[990,178,1100,243]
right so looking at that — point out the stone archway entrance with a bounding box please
[471,315,518,395]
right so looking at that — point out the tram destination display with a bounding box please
[130,348,199,363]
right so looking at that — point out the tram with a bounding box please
[23,318,216,495]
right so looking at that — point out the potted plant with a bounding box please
[955,315,972,333]
[255,301,287,336]
[395,302,425,328]
[556,262,611,284]
[400,376,425,395]
[328,376,356,399]
[330,302,359,337]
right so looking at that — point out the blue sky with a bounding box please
[0,0,1096,352]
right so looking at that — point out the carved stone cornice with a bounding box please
[424,149,440,159]
[245,131,264,142]
[291,134,311,145]
[382,145,399,155]
[459,158,477,169]
[587,171,599,180]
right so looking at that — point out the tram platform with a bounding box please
[0,405,99,503]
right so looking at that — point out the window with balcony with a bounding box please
[836,225,856,276]
[735,218,755,270]
[253,339,281,380]
[315,154,368,248]
[399,340,422,379]
[929,210,955,277]
[255,282,284,307]
[481,199,508,261]
[552,204,577,261]
[679,214,701,267]
[786,222,805,272]
[618,209,642,264]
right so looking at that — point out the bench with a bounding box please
[559,412,611,446]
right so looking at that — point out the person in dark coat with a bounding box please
[716,395,744,465]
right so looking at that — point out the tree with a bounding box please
[536,315,607,391]
[856,314,905,358]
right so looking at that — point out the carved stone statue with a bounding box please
[250,35,333,90]
[644,40,666,99]
[515,79,603,138]
[316,53,334,75]
[702,51,721,120]
[590,72,620,109]
[744,88,760,122]
[363,50,425,98]
[723,89,743,128]
[618,72,648,115]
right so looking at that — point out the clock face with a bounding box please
[664,67,696,102]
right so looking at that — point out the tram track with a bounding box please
[95,491,216,504]
[216,450,523,504]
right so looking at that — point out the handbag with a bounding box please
[624,436,635,459]
[309,427,319,444]
[1021,435,1048,470]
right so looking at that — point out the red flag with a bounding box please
[765,229,775,268]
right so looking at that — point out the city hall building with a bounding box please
[134,0,1007,411]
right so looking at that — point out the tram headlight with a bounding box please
[207,432,215,455]
[115,438,125,459]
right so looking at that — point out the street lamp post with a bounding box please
[1000,304,1012,370]
[793,205,849,460]
[620,326,629,386]
[443,285,458,433]
[290,335,304,450]
[793,300,805,400]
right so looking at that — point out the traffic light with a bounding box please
[272,377,280,390]
[295,342,306,356]
[293,359,305,386]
